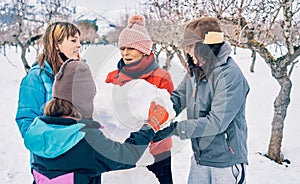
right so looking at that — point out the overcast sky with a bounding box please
[76,0,142,12]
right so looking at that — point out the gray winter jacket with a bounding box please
[171,42,250,168]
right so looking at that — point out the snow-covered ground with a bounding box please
[0,44,300,183]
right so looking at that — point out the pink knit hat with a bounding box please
[118,15,153,55]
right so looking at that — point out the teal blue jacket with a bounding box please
[16,61,84,158]
[16,61,83,158]
[25,116,155,183]
[16,61,54,138]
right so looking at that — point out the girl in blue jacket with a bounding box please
[25,60,169,183]
[16,22,82,138]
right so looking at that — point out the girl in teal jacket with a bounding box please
[16,22,81,139]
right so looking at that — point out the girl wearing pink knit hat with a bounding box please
[105,15,174,184]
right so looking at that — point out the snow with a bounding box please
[93,79,176,142]
[1,44,300,183]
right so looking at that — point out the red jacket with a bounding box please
[105,68,174,95]
[105,54,174,156]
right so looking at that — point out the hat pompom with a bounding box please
[128,15,145,26]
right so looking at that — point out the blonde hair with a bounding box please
[44,98,82,120]
[38,22,81,74]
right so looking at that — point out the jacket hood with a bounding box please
[24,117,86,158]
[31,61,53,76]
[215,41,232,67]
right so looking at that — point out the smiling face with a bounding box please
[119,47,144,64]
[57,32,81,60]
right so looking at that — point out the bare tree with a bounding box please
[220,0,300,163]
[143,0,300,164]
[266,0,300,163]
[76,20,98,44]
[146,19,185,69]
[0,0,75,73]
[102,13,128,45]
[140,0,199,69]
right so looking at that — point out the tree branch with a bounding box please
[288,60,299,77]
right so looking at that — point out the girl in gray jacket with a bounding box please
[154,17,250,184]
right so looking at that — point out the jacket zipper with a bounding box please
[193,77,201,118]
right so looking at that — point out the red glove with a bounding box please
[146,101,169,132]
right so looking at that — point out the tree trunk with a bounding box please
[164,50,174,71]
[267,77,292,163]
[250,50,256,73]
[152,44,163,65]
[268,0,294,163]
[171,45,186,69]
[20,45,30,73]
[3,44,6,56]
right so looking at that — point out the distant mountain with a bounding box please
[75,7,129,36]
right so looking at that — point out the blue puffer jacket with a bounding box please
[16,61,84,158]
[16,61,54,138]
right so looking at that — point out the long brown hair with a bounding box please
[38,22,81,74]
[194,41,224,78]
[44,98,82,120]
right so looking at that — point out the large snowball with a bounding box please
[93,79,176,142]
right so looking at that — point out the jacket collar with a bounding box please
[214,41,232,67]
[40,116,101,129]
[24,116,86,158]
